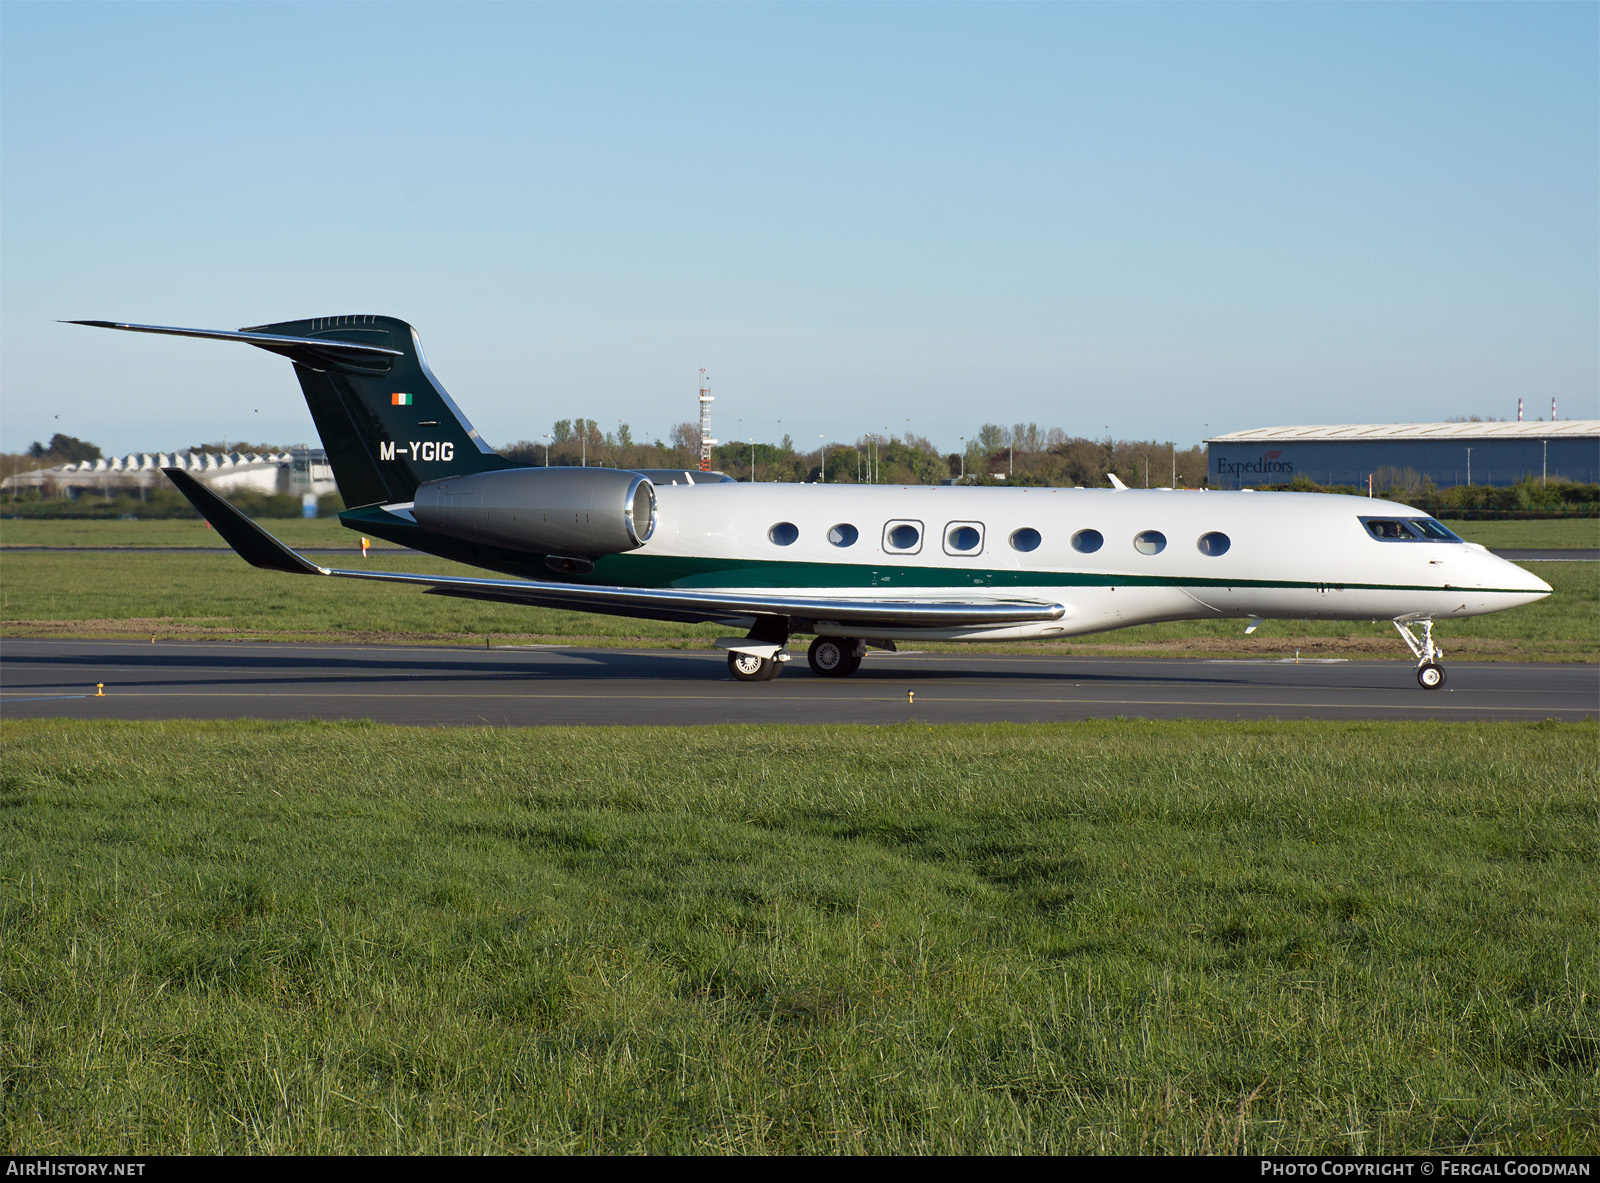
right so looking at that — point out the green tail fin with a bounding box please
[69,315,526,508]
[244,315,522,507]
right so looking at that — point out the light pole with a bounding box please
[543,432,551,466]
[749,437,755,482]
[819,434,826,482]
[959,436,966,481]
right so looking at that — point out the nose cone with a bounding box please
[1492,554,1553,608]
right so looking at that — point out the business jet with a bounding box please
[72,316,1551,688]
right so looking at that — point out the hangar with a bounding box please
[1,447,338,501]
[1205,421,1599,490]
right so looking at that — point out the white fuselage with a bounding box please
[615,483,1550,642]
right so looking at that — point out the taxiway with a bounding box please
[1,639,1592,725]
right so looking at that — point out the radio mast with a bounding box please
[698,369,716,472]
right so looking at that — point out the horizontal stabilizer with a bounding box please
[67,320,403,363]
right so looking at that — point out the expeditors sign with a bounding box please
[1208,434,1598,490]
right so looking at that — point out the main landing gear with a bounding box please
[1393,616,1446,689]
[726,635,869,681]
[721,633,870,681]
[807,636,865,678]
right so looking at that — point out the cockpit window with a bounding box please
[1361,516,1463,543]
[1408,518,1463,541]
[1364,519,1412,541]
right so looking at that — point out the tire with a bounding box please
[1416,662,1445,689]
[808,636,863,678]
[729,651,775,682]
[808,636,845,677]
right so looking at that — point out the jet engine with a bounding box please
[412,467,656,558]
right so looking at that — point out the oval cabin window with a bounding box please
[884,522,922,553]
[1133,530,1166,555]
[768,522,799,546]
[945,524,982,553]
[1071,529,1103,554]
[828,523,858,547]
[1197,531,1230,556]
[1010,527,1042,553]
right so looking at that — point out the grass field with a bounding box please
[2,719,1594,1154]
[1073,560,1594,662]
[1447,518,1599,550]
[2,548,1592,660]
[0,516,404,549]
[2,512,1593,659]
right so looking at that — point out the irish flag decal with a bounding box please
[391,392,413,406]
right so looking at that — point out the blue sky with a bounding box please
[2,1,1595,457]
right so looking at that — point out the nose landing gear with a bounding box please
[719,615,792,682]
[728,650,785,681]
[1394,617,1447,689]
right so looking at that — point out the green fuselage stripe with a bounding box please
[588,552,1503,596]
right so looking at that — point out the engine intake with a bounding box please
[413,467,656,557]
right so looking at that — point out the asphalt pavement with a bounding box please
[2,638,1593,725]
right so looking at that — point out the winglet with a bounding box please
[163,468,326,576]
[1106,473,1128,490]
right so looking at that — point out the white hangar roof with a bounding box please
[1206,421,1600,444]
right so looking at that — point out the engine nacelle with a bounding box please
[412,467,656,557]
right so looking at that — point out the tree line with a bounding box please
[502,421,1211,488]
[8,428,1592,518]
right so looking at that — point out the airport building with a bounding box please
[2,447,338,500]
[1205,421,1600,490]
